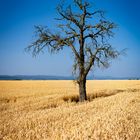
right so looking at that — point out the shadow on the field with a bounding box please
[62,95,79,103]
[87,89,126,101]
[127,88,140,92]
[62,89,126,103]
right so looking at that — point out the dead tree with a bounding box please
[27,0,122,102]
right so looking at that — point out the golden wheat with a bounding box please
[0,80,140,140]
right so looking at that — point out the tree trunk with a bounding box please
[79,78,87,102]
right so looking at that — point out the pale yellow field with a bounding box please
[0,80,140,140]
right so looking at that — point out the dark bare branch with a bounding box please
[84,45,120,76]
[57,4,81,28]
[84,21,116,41]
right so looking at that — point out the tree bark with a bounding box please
[79,77,87,102]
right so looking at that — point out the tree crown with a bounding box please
[27,0,123,82]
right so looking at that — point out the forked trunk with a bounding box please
[79,78,87,102]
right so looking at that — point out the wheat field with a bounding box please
[0,80,140,140]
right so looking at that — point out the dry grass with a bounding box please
[0,80,140,140]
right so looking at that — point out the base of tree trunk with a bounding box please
[79,94,87,102]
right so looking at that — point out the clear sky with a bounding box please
[0,0,140,77]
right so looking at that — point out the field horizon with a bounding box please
[0,80,140,139]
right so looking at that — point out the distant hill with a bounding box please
[0,75,74,80]
[0,75,139,80]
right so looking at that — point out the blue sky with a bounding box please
[0,0,140,77]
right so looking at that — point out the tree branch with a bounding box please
[57,5,81,28]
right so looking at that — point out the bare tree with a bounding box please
[27,0,122,102]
